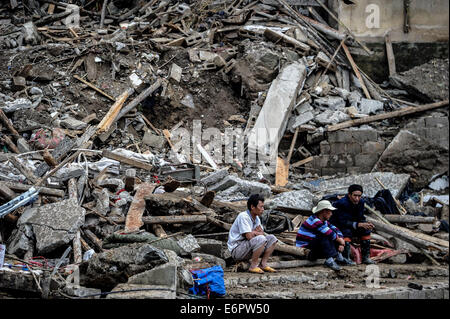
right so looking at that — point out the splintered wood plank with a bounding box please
[124,183,155,232]
[275,156,289,187]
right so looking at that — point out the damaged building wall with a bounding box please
[336,0,449,43]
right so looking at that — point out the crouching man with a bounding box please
[227,194,278,274]
[296,200,353,271]
[330,184,375,265]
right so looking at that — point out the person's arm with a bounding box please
[356,199,374,230]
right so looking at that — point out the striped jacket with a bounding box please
[295,215,343,248]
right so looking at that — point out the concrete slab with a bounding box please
[22,198,85,254]
[309,172,410,198]
[247,61,307,160]
[268,189,318,211]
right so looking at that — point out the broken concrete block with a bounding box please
[294,101,313,115]
[129,73,145,91]
[201,168,229,187]
[22,21,41,45]
[16,138,31,153]
[180,93,195,109]
[196,238,227,259]
[19,198,85,255]
[127,262,177,291]
[314,96,346,110]
[1,98,33,114]
[289,111,314,132]
[315,110,350,125]
[177,234,200,254]
[334,88,351,100]
[6,224,34,258]
[268,189,318,212]
[358,98,384,115]
[12,76,26,91]
[83,243,168,290]
[93,188,110,216]
[169,63,182,82]
[60,117,87,130]
[247,61,307,159]
[211,175,272,201]
[142,130,166,149]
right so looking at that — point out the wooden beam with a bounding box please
[368,217,448,252]
[124,183,155,232]
[0,181,64,197]
[291,156,313,168]
[9,156,39,184]
[96,89,132,134]
[275,156,289,187]
[385,33,396,76]
[327,100,449,132]
[342,43,371,99]
[102,150,153,171]
[383,215,436,224]
[0,109,20,139]
[73,75,115,101]
[142,215,207,224]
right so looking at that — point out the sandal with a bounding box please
[261,266,276,273]
[249,267,264,274]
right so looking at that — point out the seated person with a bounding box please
[330,184,375,265]
[227,194,278,274]
[296,200,352,271]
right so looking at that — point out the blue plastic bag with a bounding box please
[189,265,226,298]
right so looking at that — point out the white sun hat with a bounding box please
[312,200,337,214]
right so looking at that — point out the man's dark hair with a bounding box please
[247,194,265,211]
[348,184,363,194]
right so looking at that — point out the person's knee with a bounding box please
[250,235,267,250]
[266,234,277,246]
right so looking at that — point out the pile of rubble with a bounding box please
[0,0,448,299]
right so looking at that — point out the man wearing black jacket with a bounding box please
[330,184,376,265]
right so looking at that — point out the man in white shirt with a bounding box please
[227,194,278,274]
